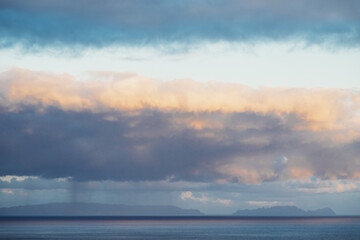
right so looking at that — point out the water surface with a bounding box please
[0,216,359,240]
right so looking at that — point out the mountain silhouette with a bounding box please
[0,202,204,216]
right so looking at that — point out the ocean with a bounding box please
[0,216,359,240]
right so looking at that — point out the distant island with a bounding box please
[0,203,337,217]
[0,202,204,216]
[233,206,336,216]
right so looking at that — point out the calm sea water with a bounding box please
[0,216,359,240]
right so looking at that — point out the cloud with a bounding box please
[180,191,232,205]
[0,68,360,184]
[180,191,209,203]
[0,105,360,183]
[213,198,233,206]
[0,175,37,183]
[0,107,227,181]
[286,179,360,193]
[1,68,359,131]
[246,201,295,208]
[1,189,14,195]
[0,0,359,49]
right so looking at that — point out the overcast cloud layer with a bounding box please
[1,0,360,49]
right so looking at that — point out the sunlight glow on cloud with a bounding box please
[1,68,359,132]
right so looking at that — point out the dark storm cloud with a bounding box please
[0,107,284,181]
[1,106,359,183]
[0,0,359,49]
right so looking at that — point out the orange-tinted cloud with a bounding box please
[1,68,359,132]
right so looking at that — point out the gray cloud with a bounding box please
[0,0,359,49]
[0,107,270,181]
[1,106,359,183]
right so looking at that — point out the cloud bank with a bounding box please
[1,68,358,131]
[1,0,359,49]
[1,68,360,184]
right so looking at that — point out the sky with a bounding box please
[0,0,360,215]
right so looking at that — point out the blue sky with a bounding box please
[0,0,360,215]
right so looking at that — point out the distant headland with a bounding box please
[0,203,337,217]
[0,202,204,216]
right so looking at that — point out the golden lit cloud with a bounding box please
[0,68,359,133]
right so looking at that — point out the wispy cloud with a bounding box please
[246,201,295,208]
[180,191,209,203]
[286,179,360,193]
[0,175,37,183]
[180,191,232,205]
[1,189,14,195]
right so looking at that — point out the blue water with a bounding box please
[0,217,359,239]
